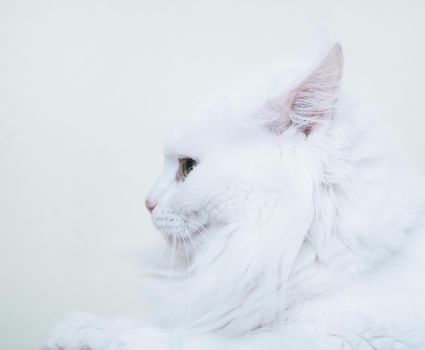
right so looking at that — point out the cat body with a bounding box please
[45,42,425,350]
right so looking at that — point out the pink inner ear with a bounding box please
[257,44,343,136]
[264,44,343,136]
[289,45,343,135]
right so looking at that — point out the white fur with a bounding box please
[45,41,425,350]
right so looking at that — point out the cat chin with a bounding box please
[152,209,211,247]
[153,221,202,245]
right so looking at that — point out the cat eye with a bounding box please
[178,157,197,180]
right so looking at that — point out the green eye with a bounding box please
[179,158,197,179]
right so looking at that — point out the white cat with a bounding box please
[45,42,425,350]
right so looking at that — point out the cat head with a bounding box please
[146,44,343,255]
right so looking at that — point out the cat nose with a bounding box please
[145,199,156,213]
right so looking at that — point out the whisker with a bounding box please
[178,226,191,273]
[184,226,199,256]
[167,229,177,280]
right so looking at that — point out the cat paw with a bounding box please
[43,313,118,350]
[104,328,170,350]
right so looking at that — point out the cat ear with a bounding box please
[265,44,343,136]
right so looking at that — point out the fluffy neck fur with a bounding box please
[149,91,424,335]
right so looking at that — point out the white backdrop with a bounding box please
[1,0,424,349]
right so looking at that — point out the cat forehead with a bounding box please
[164,93,262,157]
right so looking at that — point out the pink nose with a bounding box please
[145,199,156,213]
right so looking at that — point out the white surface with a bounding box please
[0,0,424,349]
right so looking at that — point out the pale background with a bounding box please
[1,0,424,349]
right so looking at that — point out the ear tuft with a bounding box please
[289,44,343,135]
